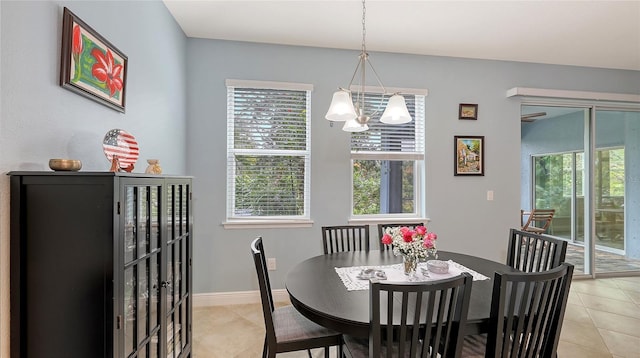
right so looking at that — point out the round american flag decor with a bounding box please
[102,129,139,168]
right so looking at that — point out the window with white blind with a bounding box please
[226,80,312,225]
[351,91,426,217]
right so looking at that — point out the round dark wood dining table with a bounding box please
[285,250,521,339]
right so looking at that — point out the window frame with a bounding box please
[224,79,313,229]
[348,87,428,223]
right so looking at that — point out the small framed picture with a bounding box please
[458,103,478,120]
[454,135,484,176]
[60,7,128,112]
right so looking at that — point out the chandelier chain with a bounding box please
[361,0,366,53]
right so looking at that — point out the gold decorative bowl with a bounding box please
[49,159,82,171]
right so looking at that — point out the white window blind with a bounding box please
[226,81,311,220]
[350,94,425,159]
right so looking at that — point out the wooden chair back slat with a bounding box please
[521,209,555,234]
[369,273,473,358]
[322,225,370,254]
[250,237,276,344]
[486,263,574,358]
[507,228,568,272]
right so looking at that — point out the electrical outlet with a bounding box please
[487,190,494,201]
[267,258,277,271]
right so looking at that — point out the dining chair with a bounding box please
[250,237,343,358]
[377,223,425,251]
[343,273,473,358]
[507,228,568,272]
[322,225,370,254]
[520,209,555,234]
[462,262,574,358]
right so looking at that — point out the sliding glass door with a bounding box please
[522,105,640,276]
[594,109,640,273]
[522,106,587,274]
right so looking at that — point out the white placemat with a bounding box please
[335,260,490,291]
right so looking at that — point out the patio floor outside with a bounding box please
[565,242,640,274]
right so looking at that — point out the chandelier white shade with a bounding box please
[342,117,369,132]
[325,89,357,121]
[380,94,412,124]
[325,0,412,132]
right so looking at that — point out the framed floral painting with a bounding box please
[60,7,127,112]
[454,135,484,176]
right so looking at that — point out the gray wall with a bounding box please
[185,39,640,294]
[0,1,187,355]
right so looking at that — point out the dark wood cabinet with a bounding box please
[9,172,192,358]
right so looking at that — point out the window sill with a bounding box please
[223,219,314,229]
[348,217,431,225]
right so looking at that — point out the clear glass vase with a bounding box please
[403,256,417,276]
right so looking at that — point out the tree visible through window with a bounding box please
[226,80,311,219]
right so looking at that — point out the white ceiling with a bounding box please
[163,0,640,71]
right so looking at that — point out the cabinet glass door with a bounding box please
[124,184,163,357]
[165,182,191,358]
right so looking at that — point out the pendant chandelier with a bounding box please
[325,0,412,132]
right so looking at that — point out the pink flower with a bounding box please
[381,233,393,245]
[91,48,124,97]
[415,226,427,235]
[426,232,437,241]
[423,238,435,249]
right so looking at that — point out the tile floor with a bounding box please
[193,276,640,357]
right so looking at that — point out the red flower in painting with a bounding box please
[91,48,123,97]
[72,24,82,55]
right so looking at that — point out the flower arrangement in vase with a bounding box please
[381,225,437,275]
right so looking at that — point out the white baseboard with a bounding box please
[193,289,290,307]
